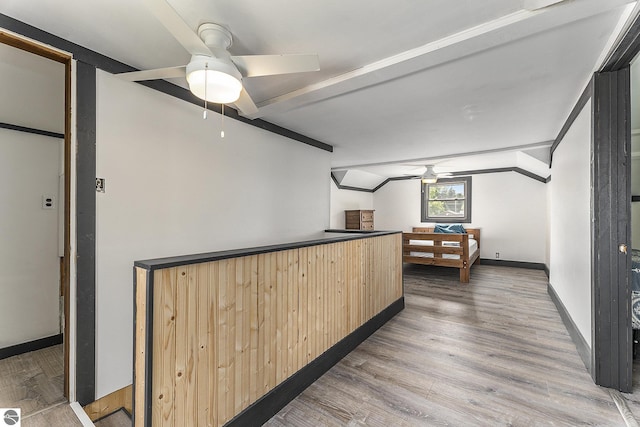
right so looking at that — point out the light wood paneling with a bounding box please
[83,385,132,422]
[133,267,147,427]
[135,233,402,426]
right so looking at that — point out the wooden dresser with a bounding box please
[345,209,374,230]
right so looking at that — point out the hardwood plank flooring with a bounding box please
[0,344,65,415]
[94,408,132,427]
[266,264,626,426]
[22,402,83,427]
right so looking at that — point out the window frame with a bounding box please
[421,176,472,223]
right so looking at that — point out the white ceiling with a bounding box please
[1,0,636,188]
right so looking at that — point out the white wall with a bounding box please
[373,172,547,263]
[0,43,65,133]
[0,129,61,347]
[0,45,64,349]
[329,180,374,228]
[549,100,592,346]
[95,71,331,398]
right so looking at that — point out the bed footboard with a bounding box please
[402,227,480,283]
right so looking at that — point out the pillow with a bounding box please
[434,224,466,234]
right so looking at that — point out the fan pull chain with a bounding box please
[220,104,225,138]
[203,63,208,119]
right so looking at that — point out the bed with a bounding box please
[402,226,481,283]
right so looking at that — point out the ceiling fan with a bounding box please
[405,165,452,184]
[116,0,320,116]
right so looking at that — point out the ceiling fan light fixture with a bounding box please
[421,176,437,184]
[186,55,242,104]
[421,165,438,184]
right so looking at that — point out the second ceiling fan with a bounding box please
[117,0,320,116]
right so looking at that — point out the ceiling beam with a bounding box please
[245,0,633,120]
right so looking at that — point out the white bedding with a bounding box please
[409,238,478,259]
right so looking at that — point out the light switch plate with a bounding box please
[96,178,105,193]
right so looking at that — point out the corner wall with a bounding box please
[548,100,592,347]
[0,130,61,348]
[329,180,374,228]
[95,71,331,398]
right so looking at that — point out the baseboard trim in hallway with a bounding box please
[547,282,591,372]
[0,333,63,360]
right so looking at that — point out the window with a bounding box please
[421,176,472,223]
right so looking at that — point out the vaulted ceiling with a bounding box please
[1,0,636,188]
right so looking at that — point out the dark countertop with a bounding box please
[134,229,401,271]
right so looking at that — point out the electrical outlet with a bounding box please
[42,195,55,209]
[96,178,105,193]
[495,252,500,259]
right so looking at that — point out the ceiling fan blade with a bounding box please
[143,0,212,56]
[116,66,186,82]
[231,54,320,78]
[233,87,259,116]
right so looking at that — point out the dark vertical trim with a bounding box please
[548,283,591,372]
[144,273,154,427]
[591,68,632,392]
[76,60,96,405]
[63,46,72,402]
[550,79,593,166]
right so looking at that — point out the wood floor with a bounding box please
[0,344,65,415]
[266,264,628,426]
[94,409,132,427]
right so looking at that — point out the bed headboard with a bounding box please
[412,227,481,248]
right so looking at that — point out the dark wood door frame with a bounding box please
[0,23,98,405]
[0,31,73,397]
[589,11,640,392]
[591,68,632,392]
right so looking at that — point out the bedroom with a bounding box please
[0,0,638,425]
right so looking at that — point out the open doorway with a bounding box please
[0,32,71,412]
